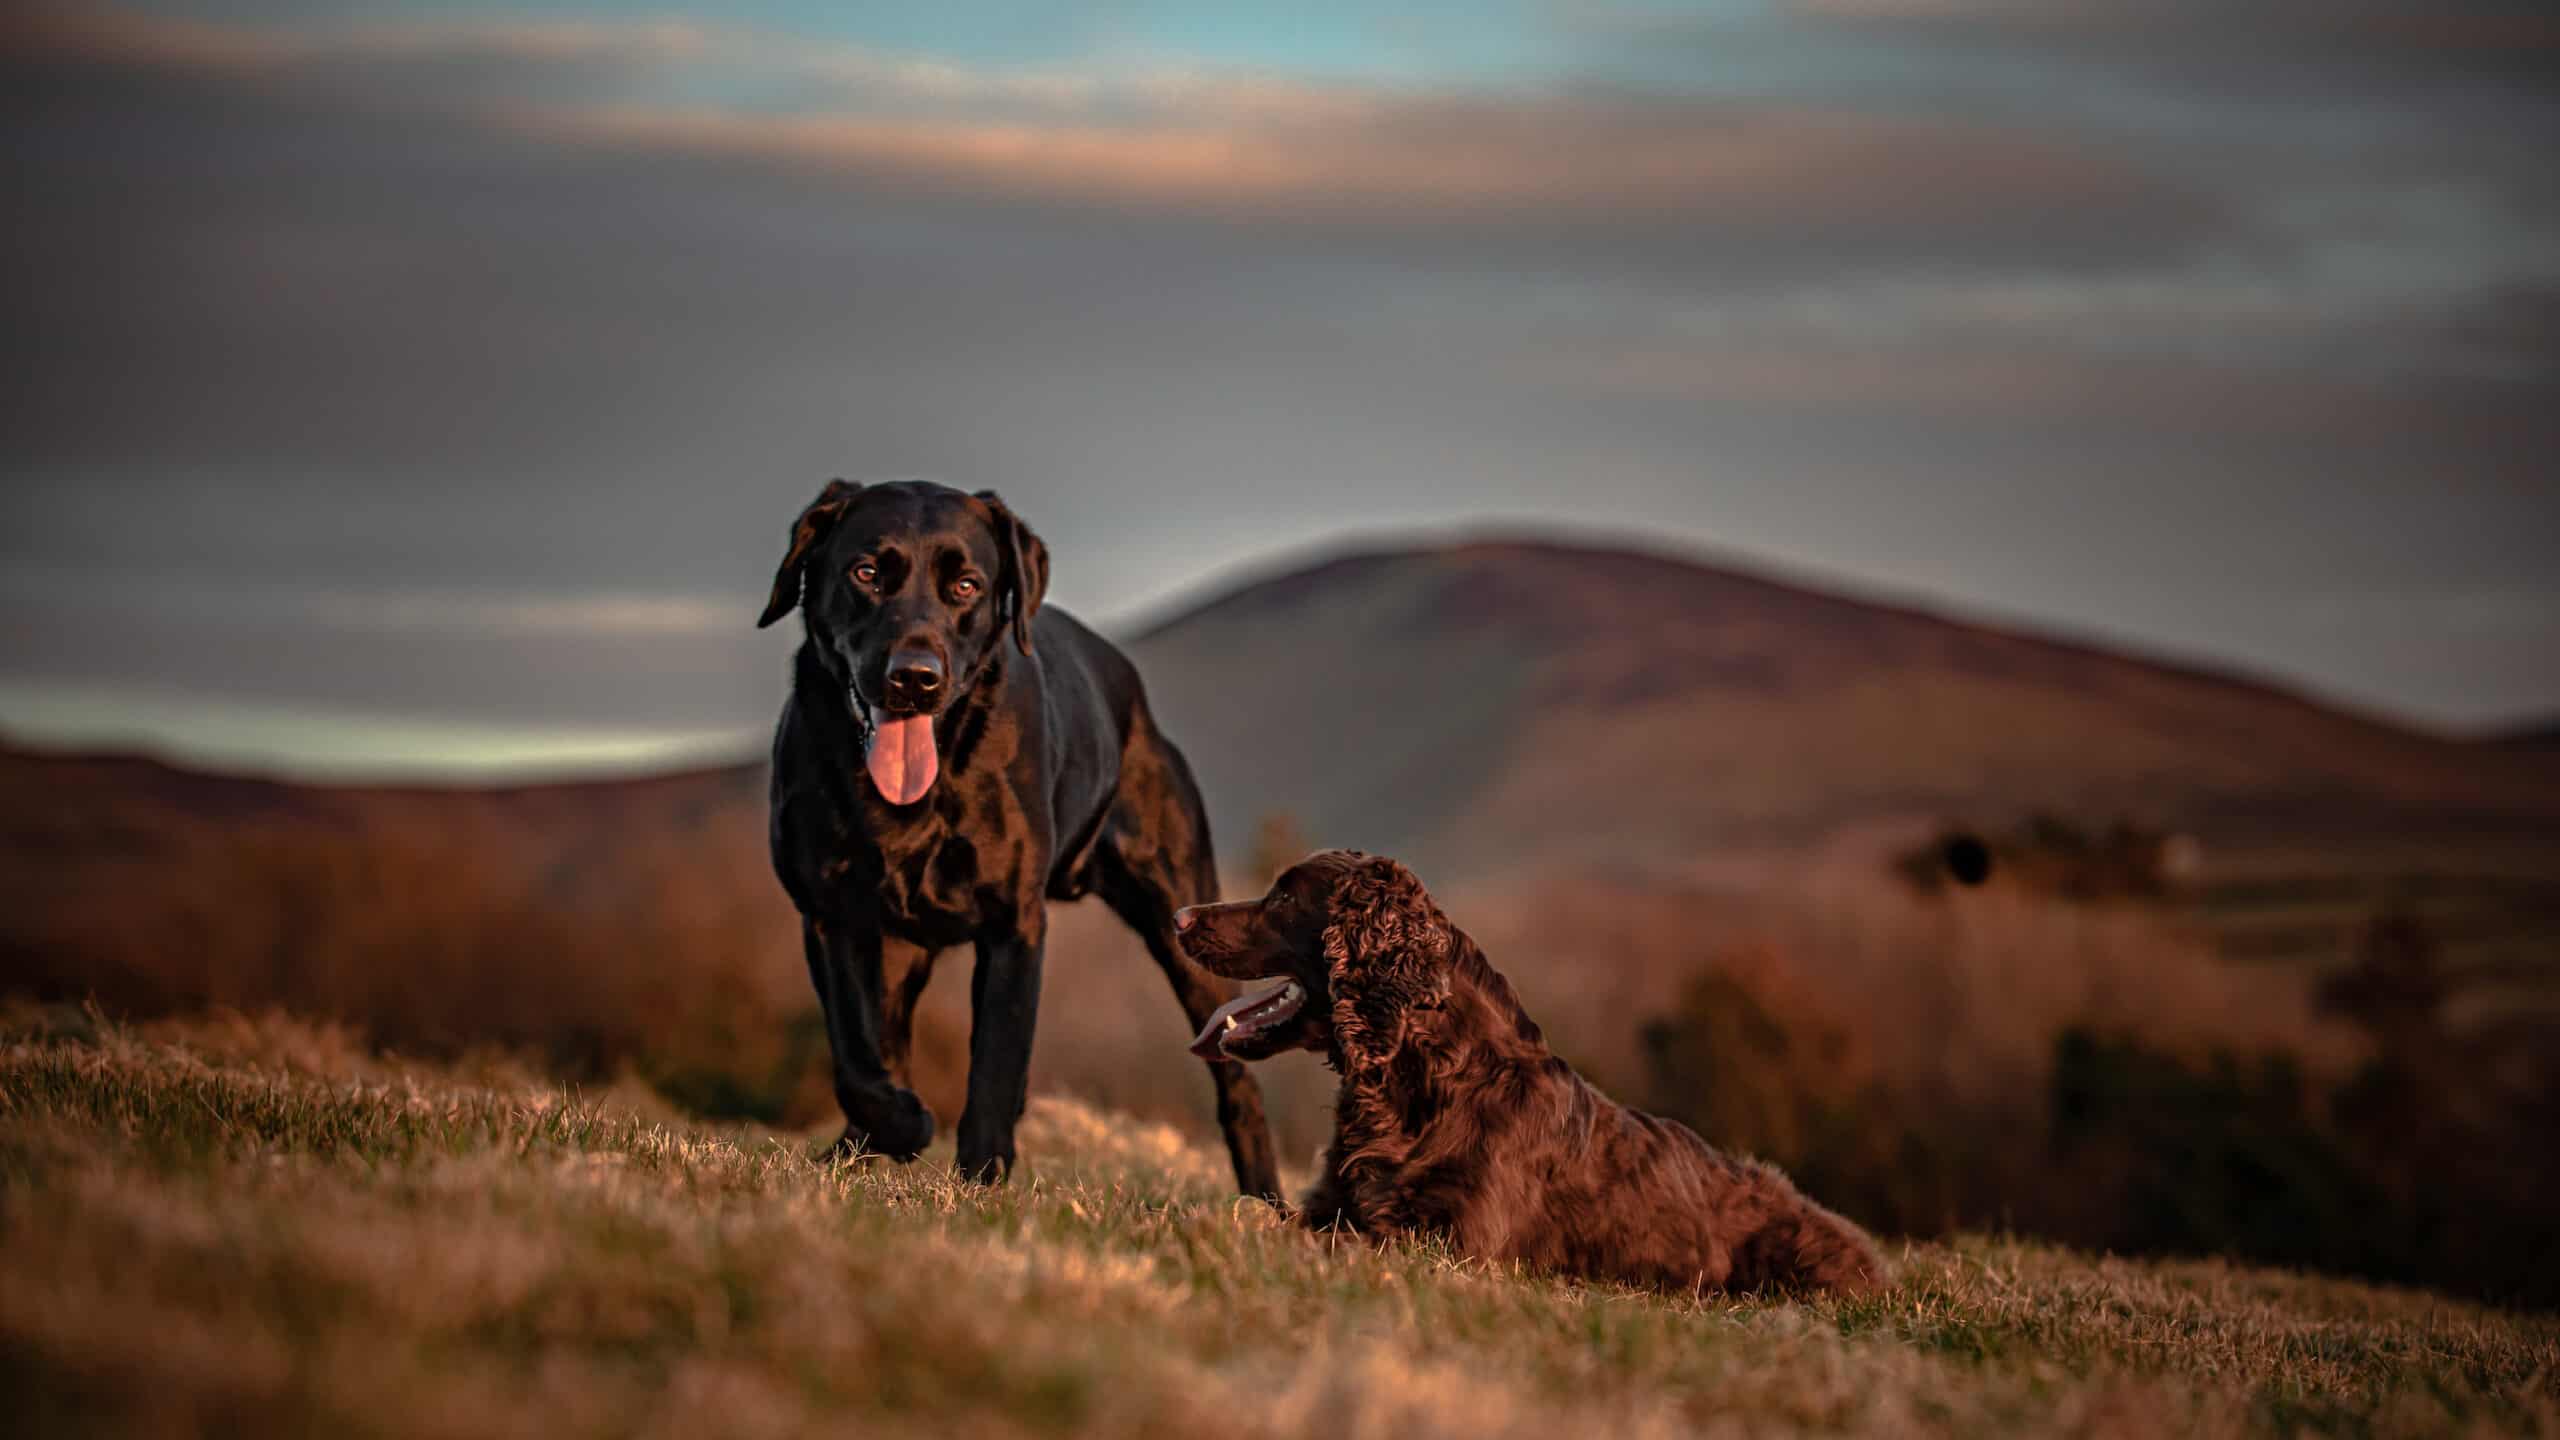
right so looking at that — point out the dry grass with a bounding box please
[4,1012,2554,1439]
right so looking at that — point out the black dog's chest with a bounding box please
[820,784,1029,946]
[874,831,993,937]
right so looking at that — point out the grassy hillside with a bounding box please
[5,1012,2554,1439]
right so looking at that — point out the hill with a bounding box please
[2488,719,2560,754]
[5,1013,2553,1439]
[1129,539,2560,881]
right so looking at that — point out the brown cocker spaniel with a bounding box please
[1175,850,1887,1297]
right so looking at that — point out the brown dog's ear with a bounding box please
[973,490,1049,655]
[1319,854,1453,1069]
[757,480,864,628]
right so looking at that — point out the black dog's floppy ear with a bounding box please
[974,490,1049,655]
[757,479,864,628]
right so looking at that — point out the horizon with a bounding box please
[3,521,2538,785]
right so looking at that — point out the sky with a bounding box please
[2,0,2555,776]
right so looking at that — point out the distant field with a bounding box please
[2191,862,2560,979]
[5,1014,2554,1439]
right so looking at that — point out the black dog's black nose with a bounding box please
[886,649,945,703]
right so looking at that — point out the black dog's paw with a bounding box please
[825,1090,936,1164]
[955,1115,1016,1183]
[955,1144,1015,1185]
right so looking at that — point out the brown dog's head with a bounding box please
[1174,850,1452,1069]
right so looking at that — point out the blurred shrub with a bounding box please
[1639,953,1975,1236]
[2044,1029,2378,1276]
[1637,910,2560,1309]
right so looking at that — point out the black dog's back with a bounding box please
[1010,608,1173,897]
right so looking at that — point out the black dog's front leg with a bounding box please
[955,930,1044,1182]
[804,915,935,1162]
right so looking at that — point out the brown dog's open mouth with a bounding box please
[1188,979,1305,1059]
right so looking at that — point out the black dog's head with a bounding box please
[757,479,1048,805]
[1174,850,1453,1068]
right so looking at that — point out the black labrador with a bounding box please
[757,479,1280,1195]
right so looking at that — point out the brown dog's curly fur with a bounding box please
[1178,851,1887,1297]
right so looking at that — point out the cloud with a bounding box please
[1783,0,2560,117]
[2,0,2554,732]
[0,4,715,70]
[0,566,792,731]
[0,2,2242,494]
[528,94,2202,238]
[1784,0,2560,58]
[1790,0,2560,54]
[1545,340,2555,469]
[0,678,759,780]
[10,3,2215,258]
[1571,0,2560,149]
[0,2,277,70]
[0,566,751,639]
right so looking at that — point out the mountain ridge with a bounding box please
[1129,534,2448,742]
[1126,537,2560,879]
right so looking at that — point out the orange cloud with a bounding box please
[523,96,2186,230]
[12,3,2196,234]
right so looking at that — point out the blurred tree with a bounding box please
[2316,905,2450,1067]
[1638,956,1939,1233]
[2045,1028,2379,1280]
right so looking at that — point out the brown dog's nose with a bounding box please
[1173,906,1198,932]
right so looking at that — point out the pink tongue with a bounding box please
[1188,982,1291,1059]
[865,712,939,805]
[1189,990,1266,1059]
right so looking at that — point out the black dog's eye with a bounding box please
[949,576,981,602]
[851,562,878,589]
